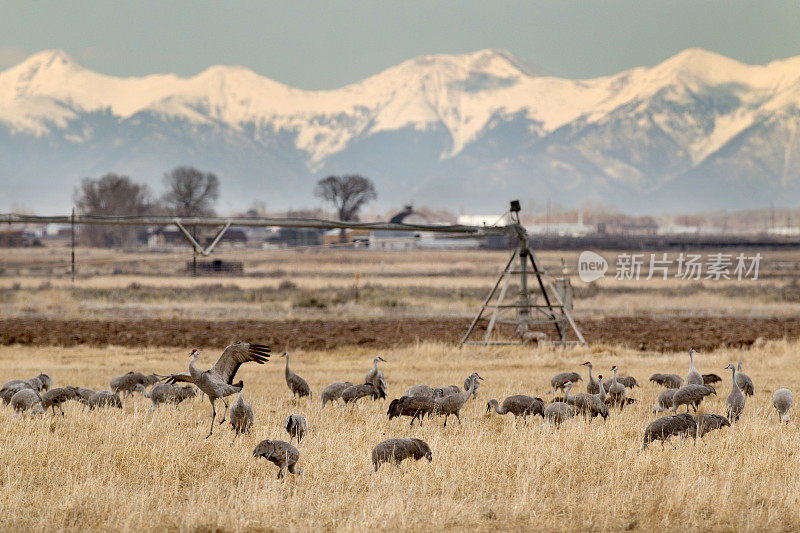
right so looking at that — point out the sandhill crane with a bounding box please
[671,384,716,412]
[653,388,679,413]
[372,438,432,472]
[640,413,696,451]
[36,373,52,392]
[111,372,161,398]
[687,348,703,385]
[164,342,270,438]
[696,413,730,437]
[281,353,311,399]
[463,372,483,397]
[26,377,43,392]
[136,383,175,412]
[229,389,254,440]
[773,388,793,423]
[41,386,80,415]
[285,414,308,444]
[434,374,479,426]
[365,356,386,391]
[543,401,574,427]
[596,376,637,407]
[703,373,722,385]
[604,375,639,389]
[404,385,436,399]
[88,390,122,409]
[735,362,754,396]
[649,373,684,389]
[582,362,599,394]
[596,375,607,404]
[76,387,96,407]
[1,382,30,405]
[387,395,436,426]
[725,363,745,422]
[486,395,544,422]
[550,372,582,393]
[320,381,353,408]
[1,379,26,390]
[173,384,197,406]
[253,439,302,478]
[563,381,608,420]
[341,383,381,404]
[607,366,627,408]
[10,388,42,416]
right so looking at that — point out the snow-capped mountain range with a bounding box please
[2,48,800,214]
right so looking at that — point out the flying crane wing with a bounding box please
[211,342,270,384]
[163,372,194,384]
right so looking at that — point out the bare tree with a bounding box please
[162,166,220,217]
[74,174,151,247]
[314,174,377,242]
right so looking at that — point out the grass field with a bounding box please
[2,341,799,531]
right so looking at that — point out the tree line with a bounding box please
[75,168,377,247]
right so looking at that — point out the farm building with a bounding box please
[370,206,429,250]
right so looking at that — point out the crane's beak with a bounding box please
[379,357,386,362]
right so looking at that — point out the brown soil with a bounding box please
[1,316,799,351]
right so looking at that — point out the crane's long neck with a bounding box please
[598,378,605,400]
[689,351,696,372]
[730,367,740,392]
[284,355,291,378]
[737,362,742,372]
[465,376,476,398]
[188,353,201,381]
[587,366,594,381]
[564,383,573,401]
[611,368,619,385]
[373,359,379,373]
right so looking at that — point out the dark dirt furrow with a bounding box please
[1,316,799,351]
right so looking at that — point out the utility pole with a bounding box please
[71,207,76,282]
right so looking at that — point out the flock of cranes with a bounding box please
[1,344,795,478]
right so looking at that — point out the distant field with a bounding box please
[1,247,799,324]
[1,341,799,531]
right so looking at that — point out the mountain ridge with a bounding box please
[1,48,799,214]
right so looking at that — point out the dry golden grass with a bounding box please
[2,341,800,532]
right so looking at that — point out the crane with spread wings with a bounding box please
[164,342,270,438]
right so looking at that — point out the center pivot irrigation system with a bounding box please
[1,200,586,347]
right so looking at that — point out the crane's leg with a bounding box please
[277,465,285,479]
[443,414,448,427]
[218,398,230,424]
[205,398,216,439]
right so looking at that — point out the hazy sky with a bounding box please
[2,1,799,89]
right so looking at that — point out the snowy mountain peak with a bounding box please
[655,47,750,84]
[15,49,78,72]
[3,47,800,214]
